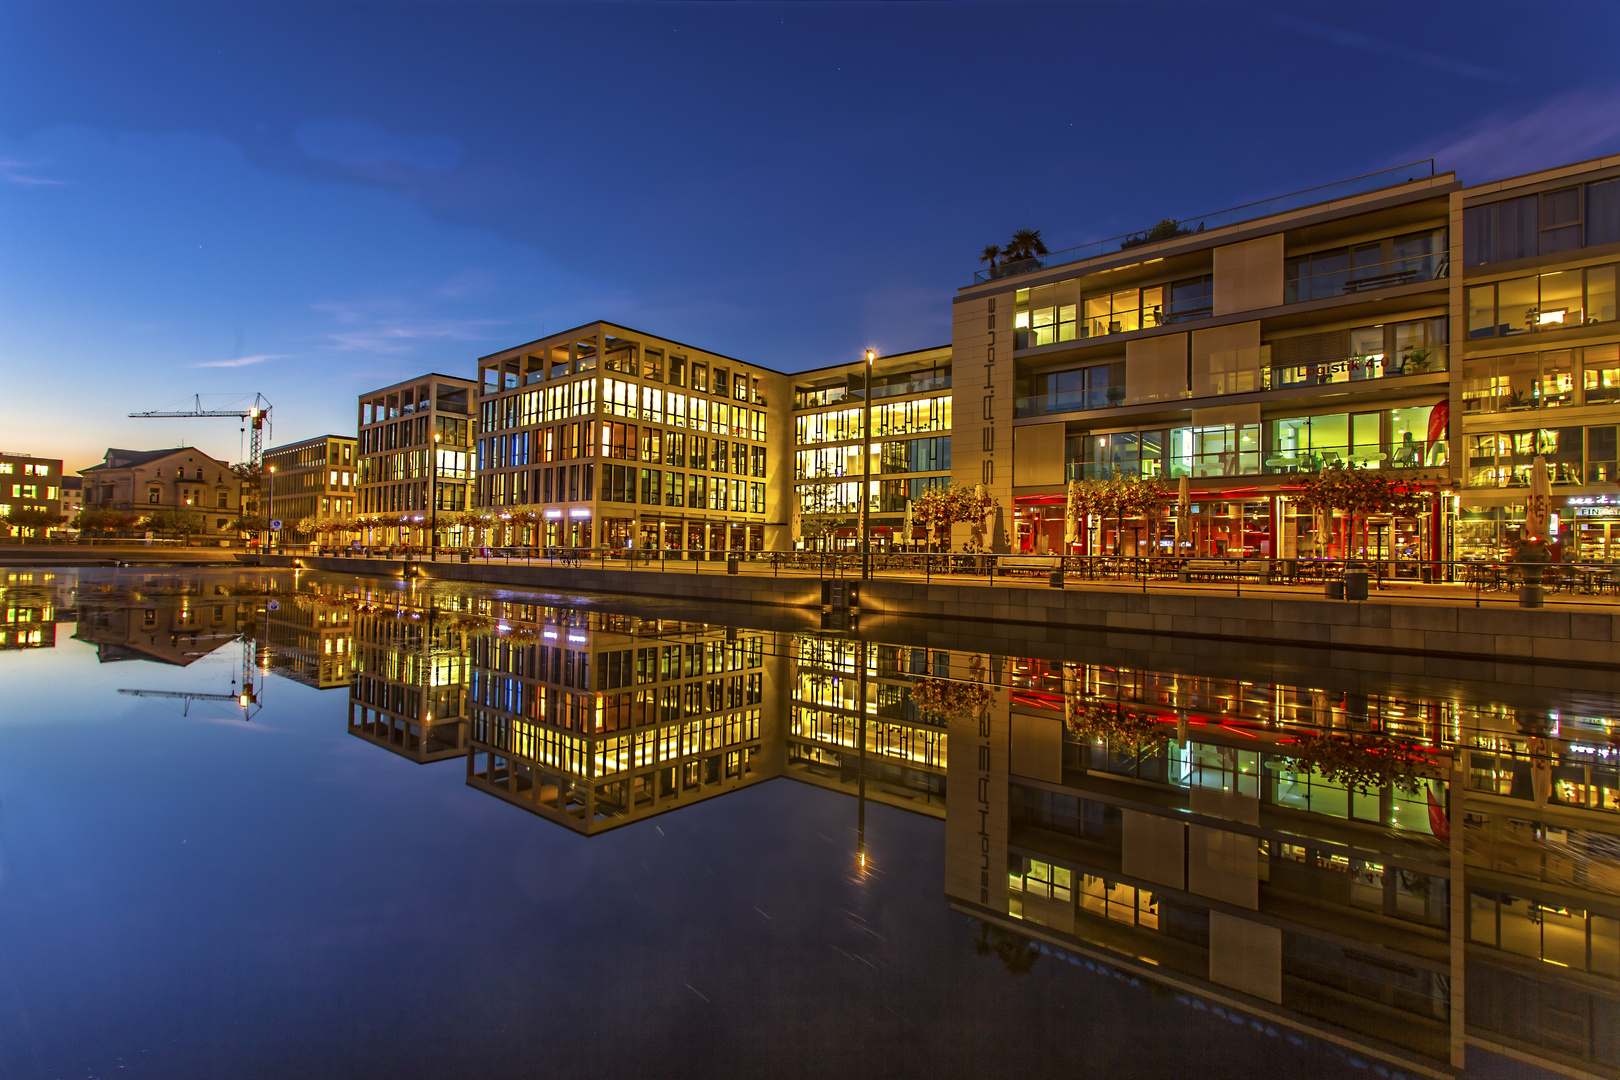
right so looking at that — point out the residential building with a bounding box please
[952,161,1456,560]
[788,345,953,549]
[356,374,476,546]
[80,447,241,541]
[474,322,789,553]
[0,452,64,531]
[1455,156,1620,558]
[262,434,357,539]
[942,152,1620,564]
[58,475,82,529]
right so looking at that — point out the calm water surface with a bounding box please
[0,568,1604,1080]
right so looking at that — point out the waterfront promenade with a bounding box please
[247,549,1620,669]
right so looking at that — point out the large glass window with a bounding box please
[1015,362,1126,417]
[1467,264,1617,337]
[1467,427,1586,487]
[1083,285,1162,338]
[1014,283,1077,348]
[1268,317,1447,388]
[1464,346,1620,412]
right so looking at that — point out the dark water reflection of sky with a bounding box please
[0,575,1556,1080]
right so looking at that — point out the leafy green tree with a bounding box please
[4,507,65,541]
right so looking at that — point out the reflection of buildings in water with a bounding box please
[346,592,469,764]
[462,604,777,834]
[786,636,948,819]
[0,569,68,649]
[73,589,248,666]
[939,655,1620,1080]
[264,591,354,690]
[311,576,1620,1079]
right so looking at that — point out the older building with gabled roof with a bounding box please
[80,446,242,541]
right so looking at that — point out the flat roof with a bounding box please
[265,434,355,453]
[791,343,952,383]
[357,372,477,396]
[477,319,765,371]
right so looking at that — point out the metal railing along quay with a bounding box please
[281,544,1620,609]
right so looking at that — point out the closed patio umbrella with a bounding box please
[1065,480,1079,548]
[1525,455,1553,542]
[974,483,995,549]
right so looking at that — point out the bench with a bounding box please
[996,555,1062,576]
[1179,559,1272,583]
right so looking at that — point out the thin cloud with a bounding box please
[1407,86,1620,182]
[192,354,285,369]
[311,300,508,356]
[0,157,65,185]
[294,117,463,173]
[1264,12,1515,84]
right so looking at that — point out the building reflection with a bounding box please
[72,572,253,666]
[264,583,354,690]
[345,585,469,764]
[289,580,1619,1080]
[0,569,73,649]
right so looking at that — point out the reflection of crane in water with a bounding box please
[118,626,265,720]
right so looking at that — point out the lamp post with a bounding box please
[266,465,276,553]
[861,348,875,581]
[430,432,441,562]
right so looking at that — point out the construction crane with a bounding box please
[128,393,273,470]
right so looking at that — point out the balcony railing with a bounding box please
[971,161,1436,284]
[1285,251,1448,304]
[1265,345,1449,390]
[1064,440,1449,482]
[1015,387,1128,418]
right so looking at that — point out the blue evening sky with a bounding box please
[3,1,1619,470]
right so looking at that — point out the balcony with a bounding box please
[1285,251,1448,304]
[972,160,1436,284]
[1266,344,1449,390]
[1016,386,1127,418]
[1064,440,1448,482]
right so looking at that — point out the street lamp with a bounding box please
[861,348,875,581]
[430,431,441,562]
[266,465,276,553]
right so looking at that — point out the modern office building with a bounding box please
[262,434,357,540]
[787,345,953,549]
[1456,156,1620,558]
[473,322,790,553]
[79,447,241,541]
[0,452,64,532]
[356,374,476,547]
